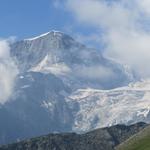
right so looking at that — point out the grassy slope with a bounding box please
[116,125,150,150]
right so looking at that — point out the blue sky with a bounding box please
[0,0,64,38]
[0,0,98,42]
[0,0,72,39]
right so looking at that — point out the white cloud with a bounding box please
[75,65,115,81]
[0,40,18,104]
[65,0,150,78]
[137,0,150,15]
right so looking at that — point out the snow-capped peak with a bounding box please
[11,30,134,89]
[24,30,64,41]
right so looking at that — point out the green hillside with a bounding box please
[116,125,150,150]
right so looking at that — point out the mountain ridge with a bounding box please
[0,122,147,150]
[24,30,65,41]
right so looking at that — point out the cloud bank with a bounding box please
[65,0,150,78]
[0,40,18,104]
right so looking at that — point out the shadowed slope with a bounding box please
[0,122,147,150]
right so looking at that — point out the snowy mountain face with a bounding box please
[10,31,133,89]
[0,31,149,144]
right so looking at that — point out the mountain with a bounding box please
[0,72,73,145]
[0,30,149,145]
[0,122,147,150]
[116,124,150,150]
[10,30,133,89]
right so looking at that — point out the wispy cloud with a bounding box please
[65,0,150,78]
[0,39,18,104]
[53,0,66,9]
[53,0,61,9]
[75,65,115,81]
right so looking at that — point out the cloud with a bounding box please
[0,40,18,104]
[75,33,103,48]
[74,65,115,81]
[65,0,150,78]
[137,0,150,15]
[53,0,61,8]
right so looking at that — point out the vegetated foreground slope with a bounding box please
[116,125,150,150]
[0,122,147,150]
